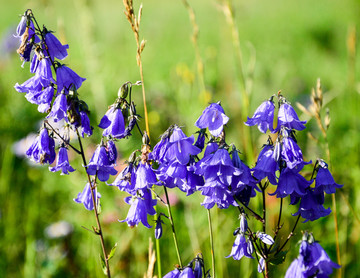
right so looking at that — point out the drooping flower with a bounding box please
[226,233,254,260]
[270,167,312,198]
[98,106,126,138]
[44,30,69,60]
[245,99,275,133]
[24,85,54,113]
[292,188,331,222]
[280,129,309,169]
[49,146,75,174]
[315,160,343,194]
[252,144,279,185]
[47,92,68,122]
[86,145,117,182]
[285,233,340,278]
[26,127,56,164]
[120,189,157,228]
[165,126,201,165]
[257,232,275,245]
[195,102,229,137]
[56,64,86,92]
[109,162,137,194]
[274,102,306,133]
[78,110,93,137]
[194,129,206,151]
[134,162,158,190]
[73,182,101,211]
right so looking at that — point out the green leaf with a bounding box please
[108,243,117,261]
[269,250,288,265]
[99,254,108,276]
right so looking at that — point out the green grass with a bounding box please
[0,0,359,277]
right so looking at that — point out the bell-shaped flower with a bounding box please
[15,75,42,94]
[281,130,309,169]
[226,233,254,260]
[47,92,68,122]
[109,162,137,194]
[271,167,312,198]
[86,145,117,182]
[195,102,229,137]
[315,160,343,194]
[73,182,101,211]
[50,146,75,174]
[252,144,279,185]
[56,64,86,92]
[292,189,331,222]
[25,85,54,113]
[35,56,54,86]
[274,102,306,132]
[165,126,201,165]
[120,189,156,228]
[98,106,126,138]
[44,30,69,60]
[245,100,275,133]
[79,110,93,137]
[15,13,28,38]
[286,234,340,278]
[134,162,158,190]
[26,127,56,164]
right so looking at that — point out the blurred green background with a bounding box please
[0,0,359,277]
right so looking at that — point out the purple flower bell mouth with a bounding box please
[56,64,86,92]
[195,102,229,137]
[74,182,101,211]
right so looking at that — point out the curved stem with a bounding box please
[275,215,301,256]
[76,129,111,277]
[163,186,183,267]
[207,209,215,278]
[235,199,264,223]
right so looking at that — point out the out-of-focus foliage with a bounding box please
[0,0,359,277]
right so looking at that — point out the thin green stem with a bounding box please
[207,209,215,278]
[76,129,111,278]
[163,186,183,267]
[275,215,301,256]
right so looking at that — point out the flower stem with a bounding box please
[275,214,301,255]
[163,186,183,267]
[76,129,111,277]
[207,209,215,278]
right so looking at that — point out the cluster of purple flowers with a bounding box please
[15,10,91,175]
[246,96,342,222]
[285,232,340,278]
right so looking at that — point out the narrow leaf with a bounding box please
[108,243,118,261]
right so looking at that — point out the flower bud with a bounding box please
[118,82,129,99]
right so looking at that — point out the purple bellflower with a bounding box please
[86,145,117,182]
[56,64,86,92]
[271,167,312,198]
[245,99,275,133]
[275,102,306,133]
[195,102,229,137]
[226,233,254,260]
[106,140,117,165]
[315,160,343,194]
[49,146,75,175]
[120,189,157,228]
[98,106,126,138]
[78,110,93,137]
[252,144,279,185]
[47,92,68,122]
[73,182,101,211]
[24,85,54,113]
[285,233,340,278]
[44,30,69,60]
[292,188,331,222]
[134,162,158,190]
[26,127,56,164]
[109,162,137,194]
[165,126,201,165]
